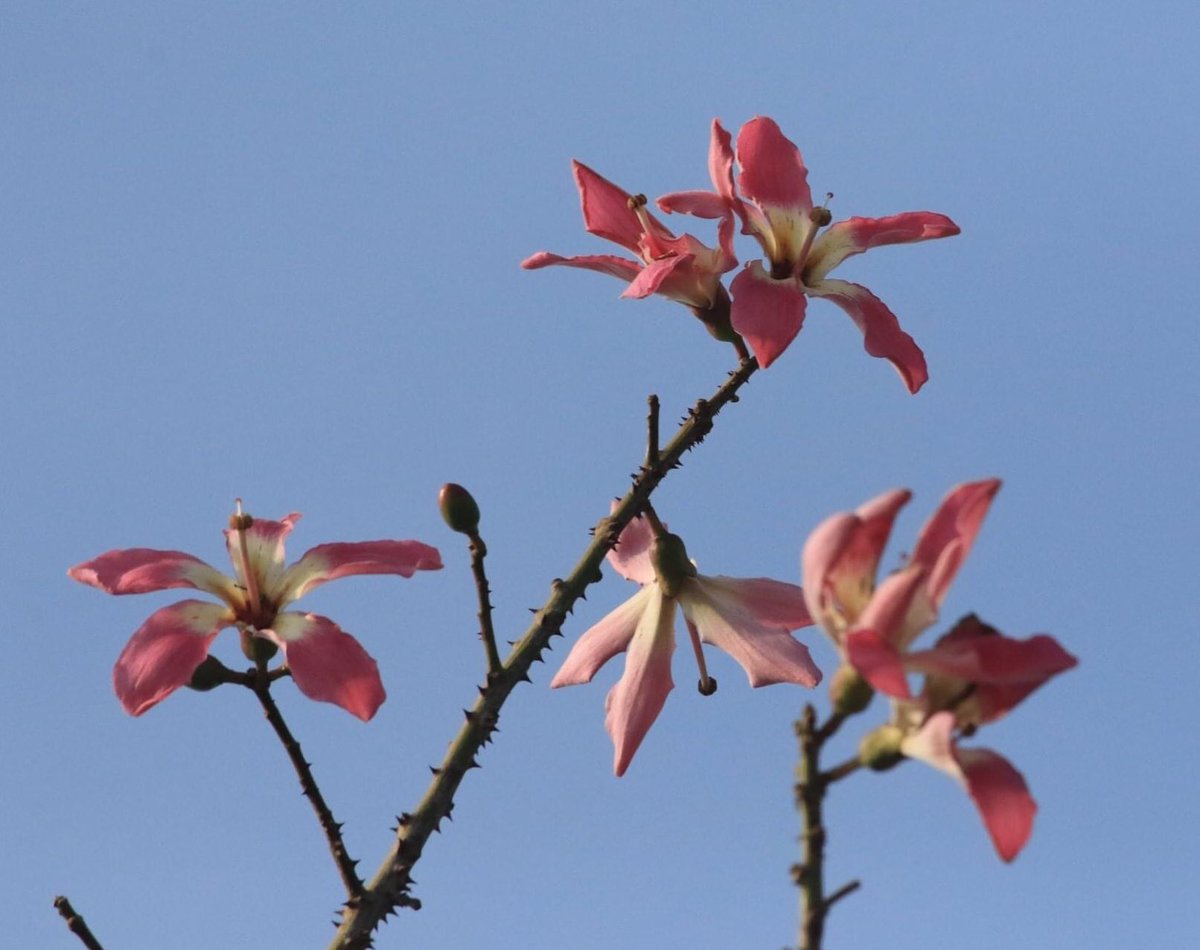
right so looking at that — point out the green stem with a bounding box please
[328,357,759,949]
[467,531,502,677]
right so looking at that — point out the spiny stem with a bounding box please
[646,393,660,467]
[53,896,104,950]
[467,530,502,677]
[249,675,363,899]
[328,356,758,949]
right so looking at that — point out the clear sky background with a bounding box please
[2,2,1197,948]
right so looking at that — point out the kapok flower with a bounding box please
[522,161,739,341]
[659,117,959,391]
[859,615,1077,861]
[552,510,820,776]
[69,502,443,720]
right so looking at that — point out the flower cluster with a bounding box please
[525,115,959,392]
[70,502,442,721]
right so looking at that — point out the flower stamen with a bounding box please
[627,193,671,260]
[229,498,261,614]
[685,618,718,695]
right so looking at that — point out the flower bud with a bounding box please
[439,483,481,535]
[858,724,905,771]
[239,627,279,665]
[187,656,230,692]
[650,532,696,598]
[829,664,874,716]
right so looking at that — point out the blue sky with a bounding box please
[3,2,1197,947]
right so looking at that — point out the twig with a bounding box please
[466,530,502,677]
[645,394,660,468]
[53,896,105,950]
[249,676,363,899]
[328,356,759,949]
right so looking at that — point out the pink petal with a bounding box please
[622,254,695,300]
[911,480,1002,609]
[958,747,1037,862]
[112,600,231,716]
[682,577,821,688]
[520,250,643,284]
[735,116,813,212]
[655,190,730,219]
[707,118,737,203]
[604,591,676,776]
[801,488,912,638]
[551,587,654,687]
[805,212,961,282]
[696,576,813,629]
[574,161,675,253]
[806,278,929,394]
[845,628,909,697]
[730,263,807,368]
[279,539,442,603]
[69,548,234,600]
[263,613,386,721]
[607,508,657,585]
[900,712,1036,862]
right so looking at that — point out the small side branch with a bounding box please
[249,677,363,900]
[467,530,502,677]
[645,394,660,468]
[53,896,105,950]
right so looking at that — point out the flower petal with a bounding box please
[911,480,1002,609]
[112,600,231,716]
[805,212,961,283]
[806,278,929,394]
[802,488,912,641]
[845,627,910,698]
[682,577,821,688]
[622,254,695,300]
[263,613,386,721]
[900,711,1036,862]
[574,161,674,253]
[279,539,442,604]
[730,263,807,368]
[551,586,655,687]
[696,576,813,629]
[520,251,643,284]
[604,591,676,776]
[736,116,812,212]
[69,548,235,600]
[607,509,657,585]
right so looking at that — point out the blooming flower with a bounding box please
[69,502,443,720]
[522,161,739,339]
[802,481,1076,859]
[552,510,821,776]
[659,117,959,391]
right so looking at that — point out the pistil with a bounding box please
[627,193,672,260]
[229,498,262,616]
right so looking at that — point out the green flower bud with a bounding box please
[187,655,230,692]
[239,627,279,665]
[859,724,905,772]
[829,664,875,716]
[439,483,481,535]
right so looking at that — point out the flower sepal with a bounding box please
[829,663,874,715]
[859,723,905,771]
[650,532,696,598]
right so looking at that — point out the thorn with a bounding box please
[430,766,441,775]
[463,709,474,722]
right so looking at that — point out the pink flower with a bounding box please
[69,503,443,720]
[552,512,821,776]
[522,161,738,337]
[659,117,959,391]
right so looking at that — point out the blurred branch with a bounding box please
[53,896,104,950]
[329,356,759,949]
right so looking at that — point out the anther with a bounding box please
[684,619,717,697]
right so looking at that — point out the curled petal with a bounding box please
[607,508,657,585]
[622,254,696,300]
[736,116,813,212]
[656,190,730,220]
[112,600,231,716]
[682,578,821,688]
[856,564,926,649]
[551,586,655,687]
[520,251,642,284]
[263,613,386,721]
[805,212,961,283]
[901,711,1036,862]
[279,539,442,604]
[605,591,676,776]
[911,480,1002,608]
[69,548,235,601]
[806,278,928,394]
[802,488,912,639]
[730,263,807,368]
[845,628,909,697]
